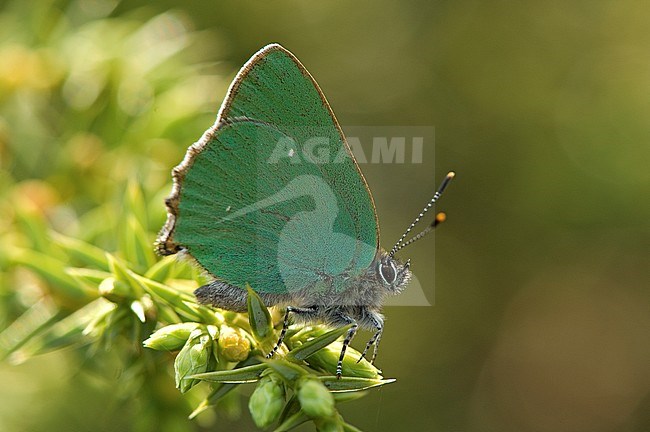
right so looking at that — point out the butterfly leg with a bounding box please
[266,306,318,359]
[357,312,384,364]
[335,313,359,379]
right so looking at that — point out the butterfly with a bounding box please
[156,44,454,378]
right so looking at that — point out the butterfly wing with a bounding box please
[157,44,379,293]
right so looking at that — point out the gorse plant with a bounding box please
[0,2,393,430]
[2,180,394,431]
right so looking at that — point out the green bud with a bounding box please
[289,326,327,342]
[267,359,307,384]
[246,284,273,342]
[314,414,344,432]
[303,342,380,379]
[297,377,335,418]
[143,322,201,351]
[98,277,132,302]
[218,325,251,362]
[174,329,211,393]
[248,373,285,428]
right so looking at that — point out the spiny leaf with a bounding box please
[10,248,95,301]
[298,341,381,379]
[277,394,302,426]
[189,357,264,418]
[65,268,112,288]
[14,210,53,255]
[246,284,273,342]
[51,231,109,271]
[318,376,396,392]
[122,214,156,271]
[273,410,310,432]
[143,254,177,282]
[267,359,308,384]
[10,299,114,361]
[106,253,144,298]
[342,422,364,432]
[332,392,368,403]
[188,383,240,419]
[0,298,61,360]
[188,362,268,383]
[124,179,148,231]
[287,325,352,362]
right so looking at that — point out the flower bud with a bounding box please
[98,277,132,302]
[218,325,251,362]
[300,342,380,379]
[248,373,285,428]
[297,377,335,418]
[314,414,344,432]
[174,329,211,393]
[143,322,201,351]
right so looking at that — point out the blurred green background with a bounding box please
[1,0,649,431]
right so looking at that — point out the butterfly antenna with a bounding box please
[392,212,447,253]
[388,171,455,258]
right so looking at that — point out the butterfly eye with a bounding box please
[379,261,397,285]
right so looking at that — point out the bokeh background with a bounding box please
[1,0,649,431]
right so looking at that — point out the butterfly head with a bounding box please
[376,253,411,294]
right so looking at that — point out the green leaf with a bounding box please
[287,324,352,362]
[267,359,307,384]
[65,268,112,288]
[273,410,310,432]
[246,284,273,342]
[318,376,396,392]
[332,392,367,403]
[122,214,156,271]
[0,298,61,360]
[106,253,143,298]
[188,362,268,383]
[14,210,52,255]
[135,274,207,322]
[10,248,95,301]
[51,231,110,271]
[297,341,381,379]
[11,299,114,361]
[277,394,302,426]
[188,357,263,418]
[342,422,364,432]
[188,383,240,419]
[143,255,177,282]
[155,303,183,325]
[182,300,221,325]
[98,277,132,302]
[124,179,148,231]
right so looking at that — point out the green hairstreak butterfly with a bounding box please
[156,44,454,378]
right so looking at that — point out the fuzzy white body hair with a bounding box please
[194,250,411,331]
